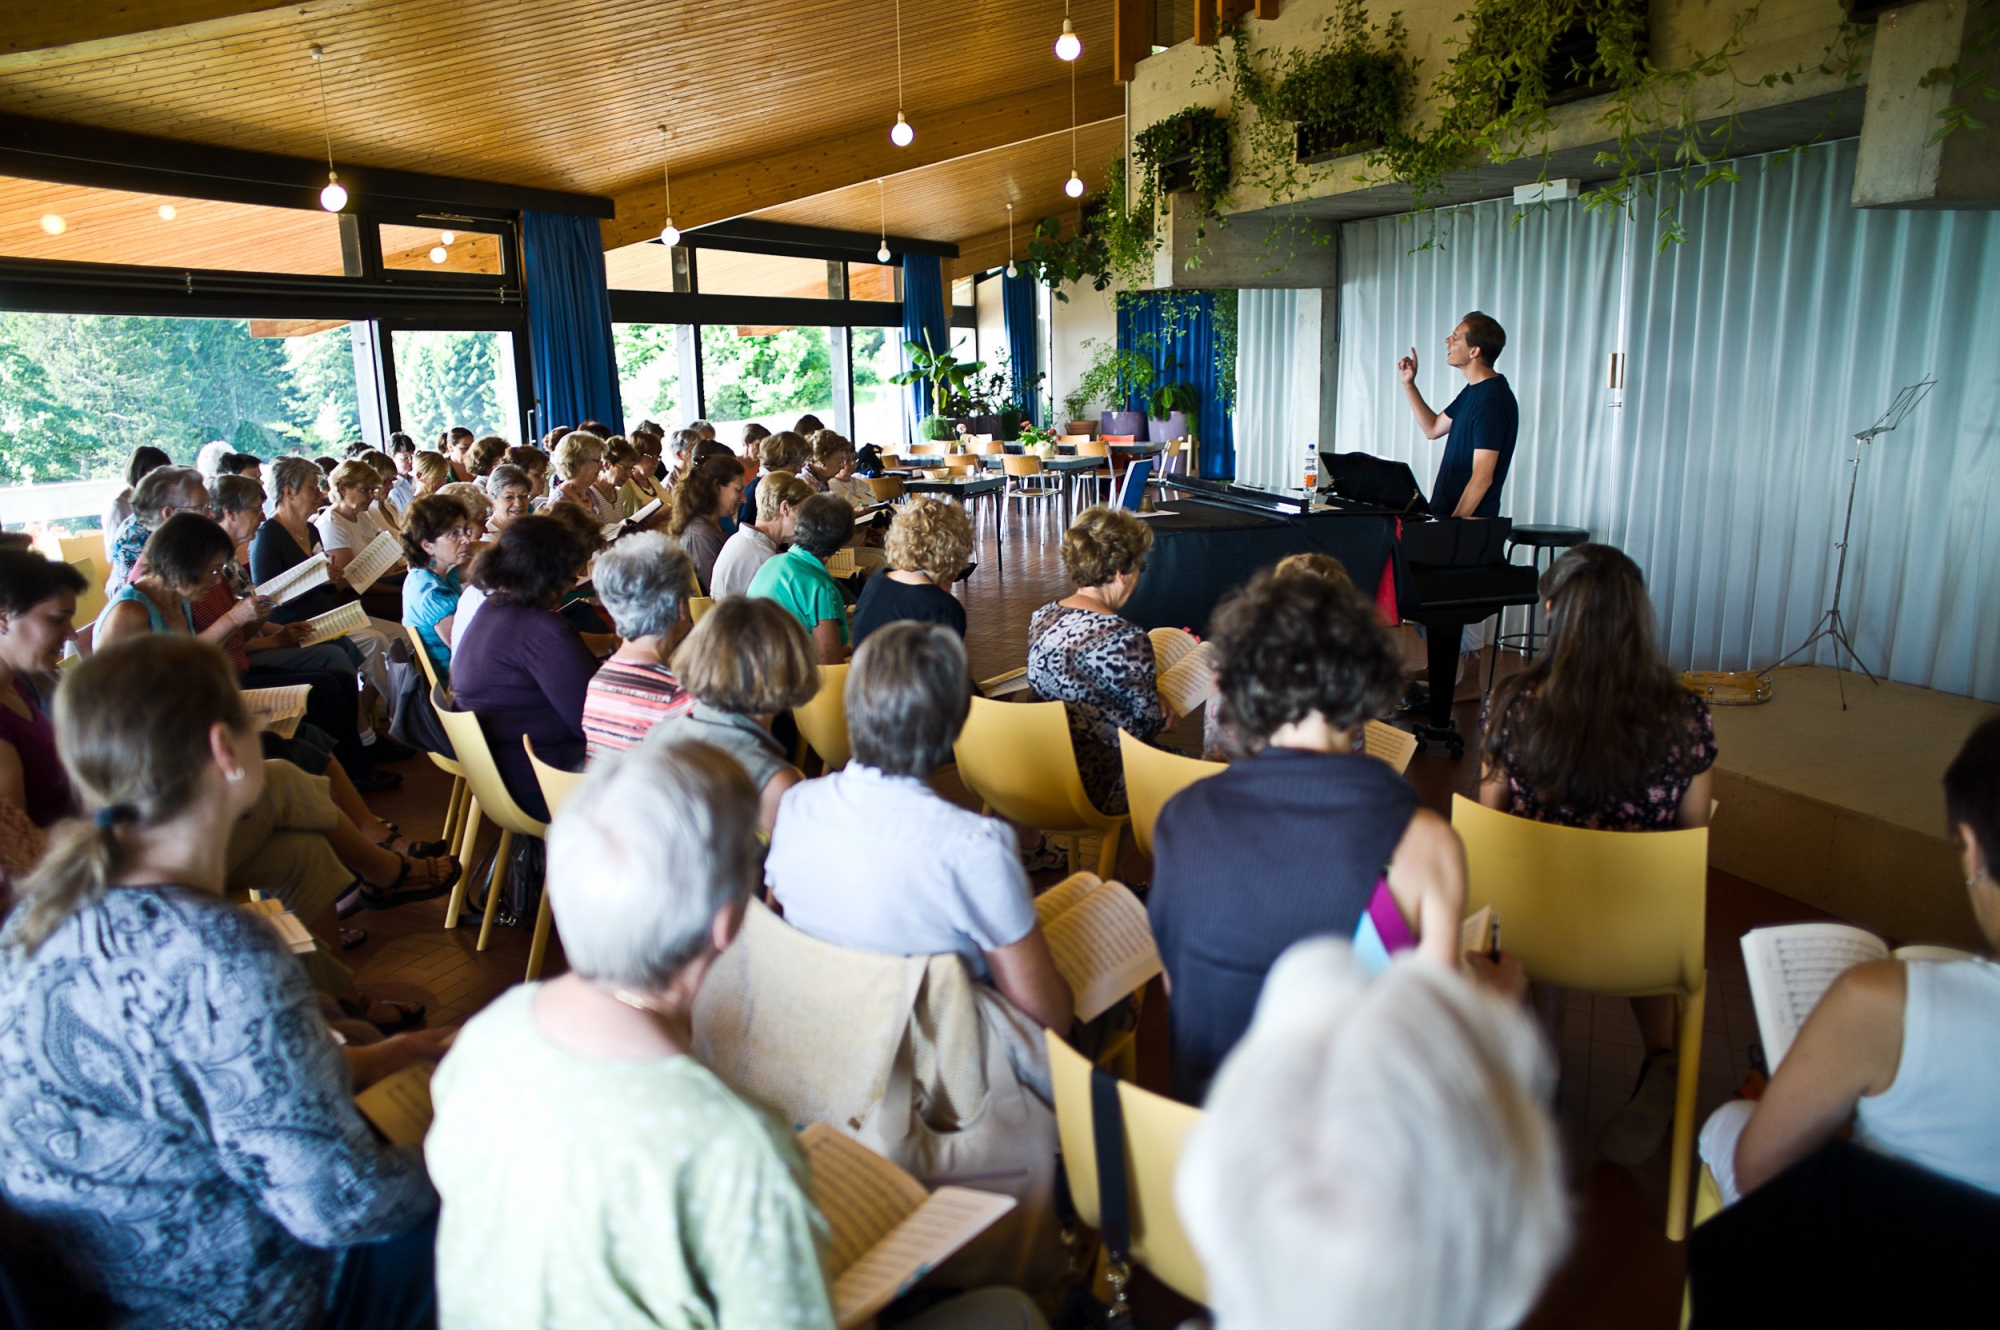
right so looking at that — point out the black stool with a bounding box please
[1485,524,1588,696]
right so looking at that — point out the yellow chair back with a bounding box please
[1076,440,1111,458]
[433,696,548,840]
[1362,719,1418,775]
[866,476,906,503]
[689,595,715,622]
[525,736,586,816]
[1044,1033,1208,1304]
[60,535,109,626]
[944,454,979,475]
[954,696,1125,877]
[793,663,851,770]
[1119,731,1223,859]
[1451,794,1709,1239]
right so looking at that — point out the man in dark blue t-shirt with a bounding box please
[1398,311,1518,518]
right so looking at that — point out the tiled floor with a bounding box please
[334,500,1843,1329]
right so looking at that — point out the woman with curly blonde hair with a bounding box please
[851,496,971,646]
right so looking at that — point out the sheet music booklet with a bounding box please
[803,1123,1015,1330]
[300,600,368,647]
[1741,923,1972,1070]
[1149,628,1214,717]
[354,1059,440,1147]
[241,684,311,739]
[255,553,330,605]
[603,497,663,541]
[1034,872,1163,1022]
[240,892,316,956]
[342,531,403,594]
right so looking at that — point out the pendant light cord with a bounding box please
[312,51,336,174]
[1070,58,1077,173]
[878,179,887,245]
[895,0,905,112]
[659,125,672,216]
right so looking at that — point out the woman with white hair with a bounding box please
[549,431,618,524]
[105,464,208,590]
[1178,939,1571,1330]
[581,532,697,760]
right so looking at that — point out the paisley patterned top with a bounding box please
[0,885,436,1329]
[1027,603,1165,816]
[1484,687,1717,831]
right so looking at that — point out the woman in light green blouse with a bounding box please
[427,738,1051,1330]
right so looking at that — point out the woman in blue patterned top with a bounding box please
[0,636,442,1328]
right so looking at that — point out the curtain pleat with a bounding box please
[1115,291,1236,479]
[901,255,949,426]
[1233,288,1300,490]
[522,211,624,438]
[1001,271,1041,426]
[1336,138,2000,701]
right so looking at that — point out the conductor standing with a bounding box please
[1398,312,1518,518]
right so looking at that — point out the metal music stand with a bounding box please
[1771,375,1936,709]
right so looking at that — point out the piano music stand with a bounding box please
[1769,375,1935,710]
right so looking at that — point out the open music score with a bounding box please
[1035,873,1163,1022]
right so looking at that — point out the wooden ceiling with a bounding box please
[0,0,1126,253]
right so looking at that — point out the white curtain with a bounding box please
[1233,288,1326,491]
[1335,138,2000,702]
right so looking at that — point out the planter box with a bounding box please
[1147,412,1188,442]
[1100,410,1148,439]
[1064,420,1099,438]
[1296,125,1380,167]
[1538,2,1648,108]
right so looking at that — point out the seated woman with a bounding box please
[399,493,475,683]
[99,444,171,544]
[549,431,619,525]
[503,445,551,501]
[1179,939,1569,1330]
[645,596,817,833]
[0,551,85,881]
[436,481,493,545]
[428,737,835,1326]
[412,449,451,501]
[483,462,535,538]
[1698,717,2000,1223]
[313,458,406,623]
[748,493,854,666]
[852,496,971,646]
[1478,543,1715,1165]
[0,636,444,1330]
[1148,569,1480,1104]
[464,434,507,490]
[669,454,748,594]
[711,469,811,599]
[1026,505,1168,816]
[767,622,1073,1032]
[450,517,599,820]
[97,510,251,649]
[582,533,696,761]
[105,463,206,591]
[622,433,668,513]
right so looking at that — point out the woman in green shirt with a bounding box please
[747,493,855,665]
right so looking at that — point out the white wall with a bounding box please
[1047,279,1118,425]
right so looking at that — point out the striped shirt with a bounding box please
[582,658,695,762]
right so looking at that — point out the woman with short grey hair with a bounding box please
[765,621,1073,1033]
[106,464,209,589]
[1177,939,1570,1330]
[582,533,698,761]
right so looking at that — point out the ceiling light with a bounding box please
[158,204,177,221]
[879,241,892,262]
[660,222,682,247]
[1055,16,1082,61]
[39,214,65,235]
[656,126,682,248]
[429,245,448,263]
[1065,170,1085,199]
[440,230,455,244]
[1005,202,1017,278]
[889,0,914,146]
[310,46,348,212]
[876,178,892,263]
[1061,56,1083,198]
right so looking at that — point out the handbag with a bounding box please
[384,636,454,758]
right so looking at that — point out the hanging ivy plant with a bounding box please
[1133,105,1234,248]
[1023,213,1111,301]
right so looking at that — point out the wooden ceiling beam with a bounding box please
[1,0,361,63]
[603,77,1127,251]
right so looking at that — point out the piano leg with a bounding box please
[1410,616,1471,760]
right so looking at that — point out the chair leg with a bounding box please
[525,878,555,980]
[442,793,480,931]
[1095,821,1124,879]
[441,777,466,850]
[476,828,513,953]
[1666,980,1708,1241]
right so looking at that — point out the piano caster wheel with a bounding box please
[1410,722,1466,760]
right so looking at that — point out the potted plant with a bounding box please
[1147,382,1202,443]
[1076,339,1158,439]
[1263,1,1416,165]
[1018,422,1061,458]
[890,331,985,444]
[1135,107,1233,208]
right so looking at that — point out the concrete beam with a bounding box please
[1151,191,1339,288]
[1853,0,2000,207]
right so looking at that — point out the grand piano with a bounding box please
[1127,464,1540,759]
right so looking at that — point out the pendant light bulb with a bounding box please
[440,230,455,244]
[878,240,892,262]
[1055,18,1082,61]
[158,204,177,221]
[1006,261,1019,278]
[660,221,682,247]
[429,245,448,264]
[1065,170,1085,199]
[320,172,348,211]
[890,111,914,147]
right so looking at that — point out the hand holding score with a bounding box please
[1397,346,1419,384]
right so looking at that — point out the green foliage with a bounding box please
[1134,106,1234,253]
[614,322,682,424]
[0,325,97,486]
[390,331,505,444]
[285,325,360,453]
[1920,0,1999,142]
[888,331,983,419]
[1024,213,1112,301]
[1075,337,1160,418]
[700,325,835,423]
[1017,421,1062,450]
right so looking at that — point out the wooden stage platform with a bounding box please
[1707,665,1997,950]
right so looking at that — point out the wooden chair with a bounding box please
[1450,794,1710,1240]
[907,442,945,456]
[1073,439,1113,504]
[1064,421,1100,438]
[944,454,980,476]
[865,475,906,503]
[1362,719,1418,775]
[1046,1032,1209,1305]
[1001,454,1061,518]
[1118,731,1223,860]
[977,438,1007,454]
[792,662,851,771]
[1100,434,1138,444]
[432,694,556,979]
[402,628,482,878]
[954,696,1126,877]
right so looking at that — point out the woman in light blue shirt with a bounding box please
[399,492,475,682]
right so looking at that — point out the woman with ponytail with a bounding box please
[0,636,443,1329]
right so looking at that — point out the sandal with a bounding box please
[339,927,368,950]
[360,852,463,910]
[338,990,426,1034]
[376,827,450,859]
[1022,834,1069,875]
[335,879,366,920]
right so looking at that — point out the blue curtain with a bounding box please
[1117,291,1234,479]
[1001,270,1040,425]
[522,211,623,438]
[901,254,949,426]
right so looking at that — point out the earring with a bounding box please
[224,767,246,783]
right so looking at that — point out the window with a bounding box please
[389,330,518,443]
[848,261,896,302]
[1,175,343,274]
[379,224,505,275]
[852,327,905,447]
[700,324,835,439]
[695,250,833,300]
[614,323,683,430]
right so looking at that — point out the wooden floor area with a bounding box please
[338,497,1844,1329]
